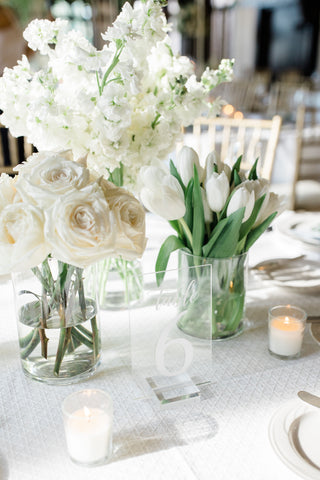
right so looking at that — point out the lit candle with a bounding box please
[62,390,113,466]
[268,305,307,359]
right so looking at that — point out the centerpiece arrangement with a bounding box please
[140,146,283,339]
[0,150,146,383]
[0,0,234,308]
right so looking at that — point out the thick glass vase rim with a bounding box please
[179,249,248,262]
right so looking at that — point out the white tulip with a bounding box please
[0,202,49,274]
[176,146,203,186]
[204,151,231,181]
[227,185,255,222]
[205,171,230,213]
[200,187,213,223]
[139,166,185,220]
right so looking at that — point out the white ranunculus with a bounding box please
[176,146,203,186]
[139,166,186,221]
[227,185,255,222]
[44,185,116,268]
[14,151,91,208]
[205,171,230,213]
[98,178,146,260]
[0,203,49,274]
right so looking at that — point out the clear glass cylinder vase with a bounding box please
[95,257,143,310]
[178,249,248,340]
[12,257,101,384]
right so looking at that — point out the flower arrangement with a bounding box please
[0,150,146,379]
[140,146,282,277]
[0,0,234,189]
[139,146,283,338]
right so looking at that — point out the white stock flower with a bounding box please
[140,166,185,221]
[227,185,255,222]
[98,179,146,260]
[44,185,116,268]
[15,151,90,208]
[176,146,203,186]
[0,203,49,274]
[205,171,230,213]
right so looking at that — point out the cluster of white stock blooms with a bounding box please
[0,0,233,189]
[0,151,146,274]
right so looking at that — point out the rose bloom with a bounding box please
[14,150,90,208]
[44,184,117,268]
[0,202,49,274]
[99,178,146,260]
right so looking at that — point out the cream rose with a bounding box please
[44,184,117,267]
[0,202,49,274]
[0,174,18,212]
[99,178,146,260]
[14,150,90,208]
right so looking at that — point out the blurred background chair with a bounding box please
[290,104,320,211]
[180,114,282,181]
[267,80,311,122]
[0,123,35,175]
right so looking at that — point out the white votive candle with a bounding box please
[62,390,113,466]
[268,305,307,359]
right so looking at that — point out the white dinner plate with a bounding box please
[276,213,320,248]
[269,399,320,480]
[253,257,320,292]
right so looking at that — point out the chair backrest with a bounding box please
[180,115,282,181]
[0,123,34,175]
[291,104,320,210]
[267,81,310,120]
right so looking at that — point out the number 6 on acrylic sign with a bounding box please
[130,264,212,407]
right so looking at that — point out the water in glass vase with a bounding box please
[17,299,100,385]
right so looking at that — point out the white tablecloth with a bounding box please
[1,212,320,480]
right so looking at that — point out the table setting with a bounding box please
[0,1,320,479]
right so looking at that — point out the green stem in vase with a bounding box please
[90,316,100,359]
[54,326,72,376]
[71,327,94,350]
[20,329,40,360]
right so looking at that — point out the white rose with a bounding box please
[100,179,146,260]
[14,150,90,208]
[0,203,49,274]
[0,174,17,211]
[44,185,116,268]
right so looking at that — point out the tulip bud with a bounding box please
[227,186,255,222]
[139,166,186,220]
[176,146,203,186]
[205,171,230,213]
[204,151,231,181]
[201,187,213,223]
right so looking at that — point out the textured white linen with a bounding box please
[0,212,319,480]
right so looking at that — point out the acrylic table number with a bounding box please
[130,264,212,408]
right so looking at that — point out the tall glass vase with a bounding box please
[12,257,101,384]
[178,250,248,340]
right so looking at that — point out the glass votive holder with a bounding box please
[62,389,113,467]
[268,305,307,359]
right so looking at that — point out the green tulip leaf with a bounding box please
[248,158,259,180]
[155,235,186,286]
[230,154,242,184]
[184,178,194,234]
[203,207,245,258]
[244,211,277,251]
[239,194,266,240]
[192,165,205,257]
[233,169,242,187]
[169,159,185,194]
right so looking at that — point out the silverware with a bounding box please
[298,391,320,408]
[288,415,320,471]
[251,255,305,272]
